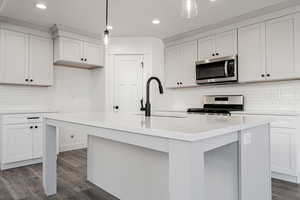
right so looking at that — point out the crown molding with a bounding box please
[0,15,50,33]
[163,0,300,44]
[50,24,102,41]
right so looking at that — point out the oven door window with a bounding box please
[196,61,227,80]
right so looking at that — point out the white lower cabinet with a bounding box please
[271,128,297,179]
[0,113,56,170]
[2,124,33,163]
[232,113,300,183]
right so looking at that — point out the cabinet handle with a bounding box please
[180,82,183,85]
[212,53,215,57]
[30,79,33,82]
[35,126,38,129]
[261,74,265,78]
[25,79,29,82]
[216,53,219,56]
[30,126,33,129]
[81,58,84,61]
[266,74,270,77]
[84,58,87,62]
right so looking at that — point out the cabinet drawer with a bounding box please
[270,117,298,129]
[1,114,43,125]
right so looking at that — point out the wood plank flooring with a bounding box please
[0,149,299,200]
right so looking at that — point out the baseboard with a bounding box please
[59,143,87,152]
[1,158,42,170]
[272,171,299,184]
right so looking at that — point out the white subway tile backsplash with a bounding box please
[161,80,300,111]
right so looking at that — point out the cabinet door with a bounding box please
[32,124,43,159]
[0,29,29,84]
[215,30,237,57]
[29,36,53,86]
[197,36,214,60]
[83,42,104,66]
[182,41,197,87]
[165,45,181,88]
[238,24,266,82]
[60,37,83,63]
[266,16,295,80]
[271,128,296,174]
[2,125,32,163]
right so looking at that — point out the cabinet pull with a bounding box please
[25,79,29,82]
[216,53,219,56]
[261,74,265,78]
[84,58,87,62]
[266,74,270,77]
[35,126,38,129]
[80,58,84,61]
[212,53,215,57]
[30,126,33,129]
[27,117,40,120]
[30,79,33,82]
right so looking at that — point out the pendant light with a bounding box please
[103,0,110,47]
[181,0,199,19]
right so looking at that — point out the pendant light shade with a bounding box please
[103,0,110,47]
[181,0,199,19]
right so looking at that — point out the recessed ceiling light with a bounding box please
[209,0,216,2]
[107,25,113,30]
[152,19,160,25]
[35,3,47,10]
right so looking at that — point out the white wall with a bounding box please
[0,66,103,112]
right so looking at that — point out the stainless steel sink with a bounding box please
[135,113,187,118]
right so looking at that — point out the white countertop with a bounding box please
[156,109,300,117]
[0,108,57,115]
[45,112,270,141]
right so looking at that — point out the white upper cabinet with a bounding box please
[238,23,266,82]
[197,29,237,60]
[238,14,299,83]
[197,37,214,60]
[59,37,83,64]
[165,40,197,88]
[182,41,197,86]
[54,36,104,69]
[266,15,296,80]
[0,29,53,86]
[165,45,181,88]
[84,42,104,66]
[215,30,237,57]
[29,36,53,86]
[0,29,28,84]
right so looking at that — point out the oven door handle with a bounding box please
[224,60,229,77]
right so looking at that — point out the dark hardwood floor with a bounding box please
[0,149,299,200]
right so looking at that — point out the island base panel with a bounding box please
[87,136,239,200]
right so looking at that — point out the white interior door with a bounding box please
[113,55,143,112]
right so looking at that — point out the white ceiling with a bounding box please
[0,0,298,39]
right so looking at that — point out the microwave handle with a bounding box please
[224,61,229,77]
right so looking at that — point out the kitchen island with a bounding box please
[43,112,271,200]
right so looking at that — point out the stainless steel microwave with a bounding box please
[195,55,238,84]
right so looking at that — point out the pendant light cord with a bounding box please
[105,0,109,27]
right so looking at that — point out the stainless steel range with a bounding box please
[187,95,244,116]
